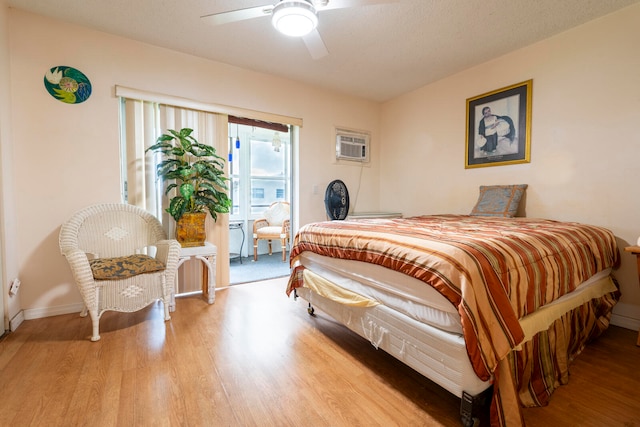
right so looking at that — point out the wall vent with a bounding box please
[336,129,370,162]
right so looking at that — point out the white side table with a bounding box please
[171,242,217,311]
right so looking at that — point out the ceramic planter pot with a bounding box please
[176,212,207,247]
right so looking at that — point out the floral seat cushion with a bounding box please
[89,254,165,280]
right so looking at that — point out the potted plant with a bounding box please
[146,128,231,247]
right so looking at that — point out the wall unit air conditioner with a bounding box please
[335,130,370,162]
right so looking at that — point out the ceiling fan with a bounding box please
[201,0,396,60]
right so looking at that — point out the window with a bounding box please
[252,188,265,199]
[228,120,291,219]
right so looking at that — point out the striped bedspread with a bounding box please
[286,214,619,382]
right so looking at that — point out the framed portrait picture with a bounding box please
[465,80,532,168]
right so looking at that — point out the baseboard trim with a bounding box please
[9,310,25,331]
[23,303,84,321]
[611,313,640,331]
[611,302,640,331]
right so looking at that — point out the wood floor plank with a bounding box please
[0,277,638,426]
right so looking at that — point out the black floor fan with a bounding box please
[324,179,349,220]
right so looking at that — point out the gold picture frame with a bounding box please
[465,80,532,168]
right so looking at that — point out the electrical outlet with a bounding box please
[9,278,20,296]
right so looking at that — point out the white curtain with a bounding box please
[120,98,230,289]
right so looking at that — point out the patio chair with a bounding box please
[253,201,290,262]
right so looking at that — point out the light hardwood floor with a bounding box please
[1,277,638,426]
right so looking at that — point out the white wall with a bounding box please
[380,4,640,330]
[0,0,21,330]
[6,9,381,319]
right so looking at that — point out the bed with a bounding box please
[286,213,619,427]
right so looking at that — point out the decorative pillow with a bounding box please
[470,184,528,218]
[264,202,289,226]
[89,254,165,280]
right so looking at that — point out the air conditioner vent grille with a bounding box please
[336,130,370,162]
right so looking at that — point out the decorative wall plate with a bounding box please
[44,66,92,104]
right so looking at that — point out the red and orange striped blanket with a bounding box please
[286,214,620,425]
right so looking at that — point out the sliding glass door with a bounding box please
[228,120,292,259]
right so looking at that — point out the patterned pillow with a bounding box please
[470,184,528,217]
[89,254,165,280]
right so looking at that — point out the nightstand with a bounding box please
[623,245,640,346]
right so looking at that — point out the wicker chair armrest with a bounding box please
[154,239,180,260]
[282,219,290,235]
[61,248,96,294]
[253,218,269,233]
[154,239,181,266]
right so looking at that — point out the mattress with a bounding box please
[299,252,462,333]
[298,252,616,338]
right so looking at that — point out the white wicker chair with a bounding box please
[59,203,181,341]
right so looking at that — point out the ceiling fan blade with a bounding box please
[303,29,329,60]
[201,5,274,26]
[318,0,398,11]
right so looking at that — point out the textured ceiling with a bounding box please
[7,0,640,102]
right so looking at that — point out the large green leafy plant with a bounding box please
[146,128,231,222]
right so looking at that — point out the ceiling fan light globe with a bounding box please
[272,1,318,37]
